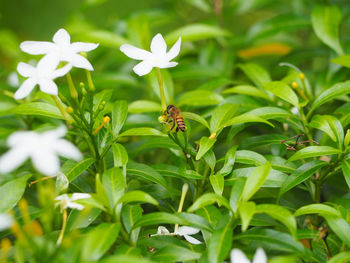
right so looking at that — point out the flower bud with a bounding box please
[291,82,298,89]
[103,116,111,124]
[158,115,167,123]
[56,172,69,193]
[209,132,216,139]
[299,73,305,80]
[66,106,74,113]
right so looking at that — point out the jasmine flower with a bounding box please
[120,33,181,76]
[55,193,91,211]
[0,126,82,176]
[0,214,13,231]
[230,248,267,263]
[20,28,98,71]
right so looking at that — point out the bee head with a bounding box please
[166,105,175,114]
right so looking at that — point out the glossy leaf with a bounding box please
[119,128,167,137]
[264,81,299,107]
[117,190,158,206]
[187,193,231,212]
[294,204,341,217]
[239,201,256,231]
[196,136,216,160]
[65,158,95,182]
[239,63,271,88]
[6,102,64,119]
[210,103,237,133]
[209,173,224,196]
[207,222,233,263]
[112,100,128,137]
[288,146,341,162]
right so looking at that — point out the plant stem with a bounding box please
[174,183,189,233]
[56,209,67,246]
[51,95,72,124]
[66,73,78,100]
[156,68,167,112]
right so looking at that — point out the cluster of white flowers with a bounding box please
[15,28,98,99]
[0,126,82,176]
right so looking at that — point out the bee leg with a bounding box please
[176,126,179,132]
[170,120,176,131]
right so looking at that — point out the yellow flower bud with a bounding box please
[66,106,74,113]
[299,73,305,80]
[103,116,111,124]
[209,132,216,139]
[158,115,167,123]
[291,82,298,89]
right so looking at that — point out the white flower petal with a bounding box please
[38,79,58,95]
[7,72,19,87]
[159,62,178,69]
[230,249,251,263]
[37,54,60,75]
[14,78,37,99]
[67,202,85,210]
[31,149,60,176]
[53,29,71,46]
[176,226,200,236]
[43,126,67,139]
[133,61,153,76]
[54,139,82,161]
[67,54,93,70]
[55,194,68,201]
[150,33,167,56]
[71,42,99,52]
[51,63,72,79]
[167,37,181,61]
[20,41,56,55]
[0,147,29,174]
[17,63,35,77]
[7,131,37,147]
[252,248,267,263]
[71,193,91,201]
[183,234,202,245]
[157,226,170,235]
[0,214,13,231]
[120,44,152,60]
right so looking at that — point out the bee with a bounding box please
[165,105,186,132]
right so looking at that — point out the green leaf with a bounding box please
[102,167,125,210]
[119,128,167,137]
[309,115,344,147]
[6,102,63,119]
[0,174,31,213]
[177,212,213,232]
[255,204,297,237]
[117,191,158,206]
[236,150,267,166]
[279,161,328,197]
[95,174,110,208]
[78,30,128,48]
[112,143,128,167]
[324,215,350,247]
[121,204,142,243]
[153,245,201,262]
[133,212,187,229]
[229,177,246,213]
[264,81,299,107]
[187,193,231,212]
[112,100,128,137]
[234,228,314,259]
[327,251,350,263]
[239,63,271,88]
[309,80,350,115]
[182,112,210,129]
[82,223,120,261]
[241,161,271,202]
[209,173,224,196]
[127,162,167,189]
[153,164,204,180]
[311,5,343,55]
[294,204,341,217]
[128,100,161,113]
[239,201,256,231]
[222,114,274,130]
[288,146,341,162]
[165,23,230,44]
[222,85,270,100]
[178,90,223,106]
[342,160,350,189]
[210,103,237,133]
[65,158,95,182]
[332,55,350,68]
[207,223,233,263]
[218,145,237,176]
[203,149,216,171]
[101,255,155,263]
[196,137,216,160]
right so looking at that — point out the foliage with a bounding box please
[1,0,350,262]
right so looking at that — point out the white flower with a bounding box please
[55,193,91,211]
[0,126,82,176]
[15,54,72,99]
[20,28,98,71]
[151,225,202,245]
[230,248,267,263]
[7,72,19,87]
[120,33,181,76]
[175,226,202,244]
[0,214,13,231]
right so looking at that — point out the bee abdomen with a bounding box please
[176,116,186,131]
